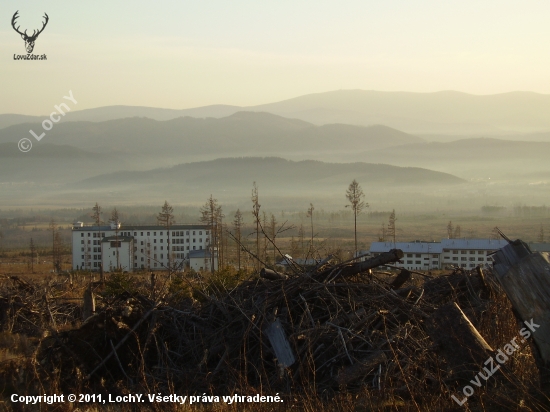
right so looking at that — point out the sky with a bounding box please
[1,0,550,115]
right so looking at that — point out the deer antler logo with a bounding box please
[11,11,49,54]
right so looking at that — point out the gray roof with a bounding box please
[440,239,508,250]
[370,241,442,254]
[73,224,209,231]
[189,250,213,259]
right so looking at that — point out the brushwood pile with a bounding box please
[0,250,546,410]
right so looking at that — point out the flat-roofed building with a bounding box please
[72,222,216,272]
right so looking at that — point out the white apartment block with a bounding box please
[369,241,442,271]
[367,238,510,271]
[72,222,216,272]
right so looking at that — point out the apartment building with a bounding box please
[367,238,510,270]
[72,222,216,272]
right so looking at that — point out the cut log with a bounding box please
[260,268,287,280]
[390,269,411,290]
[264,318,295,367]
[338,249,404,278]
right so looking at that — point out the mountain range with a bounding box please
[2,90,550,135]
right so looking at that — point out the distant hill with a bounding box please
[77,157,466,195]
[248,90,550,134]
[0,112,423,160]
[3,90,550,135]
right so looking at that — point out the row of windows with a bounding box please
[80,230,209,238]
[445,250,489,255]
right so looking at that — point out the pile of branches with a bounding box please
[2,252,546,409]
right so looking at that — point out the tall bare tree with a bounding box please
[48,219,57,272]
[269,213,278,264]
[111,208,121,269]
[346,179,367,255]
[251,182,261,271]
[200,195,221,272]
[157,201,175,271]
[53,231,63,272]
[29,238,36,273]
[306,203,315,256]
[233,209,243,271]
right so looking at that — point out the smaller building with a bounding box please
[101,236,134,272]
[189,249,218,272]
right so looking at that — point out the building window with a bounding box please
[478,257,484,261]
[160,232,163,236]
[154,246,157,251]
[478,251,485,255]
[452,257,458,261]
[141,257,144,261]
[453,250,458,254]
[154,239,157,243]
[199,238,202,243]
[461,257,467,261]
[147,232,150,236]
[154,263,157,267]
[432,261,438,266]
[432,254,438,258]
[160,239,163,243]
[141,241,144,245]
[193,239,196,243]
[141,232,143,236]
[161,246,163,250]
[186,246,189,250]
[199,231,202,235]
[81,233,84,237]
[469,257,475,261]
[415,260,421,264]
[160,254,163,259]
[193,246,196,250]
[186,231,189,235]
[193,231,196,235]
[81,240,84,244]
[461,251,467,254]
[407,260,412,264]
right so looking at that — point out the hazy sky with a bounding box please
[1,0,550,114]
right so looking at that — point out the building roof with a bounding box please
[440,239,508,250]
[370,241,443,254]
[189,250,213,259]
[73,224,209,231]
[277,258,318,266]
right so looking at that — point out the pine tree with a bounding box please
[387,210,397,245]
[346,179,367,255]
[447,221,454,239]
